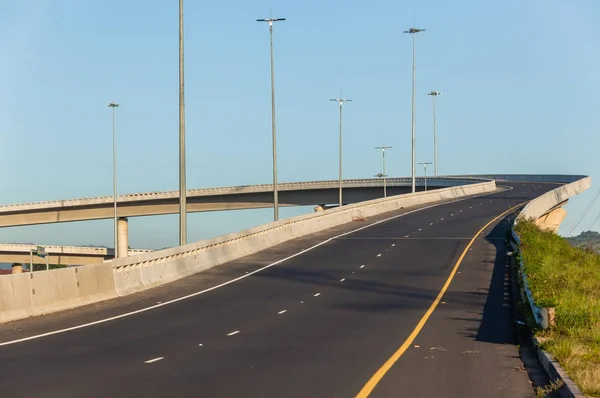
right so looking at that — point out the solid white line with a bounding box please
[278,310,287,315]
[227,330,240,336]
[313,293,321,297]
[145,357,164,364]
[0,186,512,348]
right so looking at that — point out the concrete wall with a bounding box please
[516,176,592,230]
[0,180,495,324]
[0,263,117,324]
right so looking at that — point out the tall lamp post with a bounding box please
[427,90,442,176]
[179,0,187,245]
[375,143,392,197]
[107,102,119,258]
[418,161,433,191]
[330,96,352,207]
[403,27,425,193]
[257,16,286,221]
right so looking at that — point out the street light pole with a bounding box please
[179,0,187,245]
[404,27,425,193]
[427,91,442,176]
[107,102,119,258]
[418,161,433,191]
[375,143,392,197]
[330,96,352,207]
[257,16,285,221]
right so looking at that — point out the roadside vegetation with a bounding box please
[515,220,600,396]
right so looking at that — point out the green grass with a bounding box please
[516,220,600,397]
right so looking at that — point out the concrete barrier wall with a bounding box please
[111,180,496,296]
[0,262,118,324]
[0,179,495,324]
[517,176,592,222]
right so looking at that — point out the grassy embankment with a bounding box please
[516,220,600,396]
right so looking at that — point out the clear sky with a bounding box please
[1,0,599,250]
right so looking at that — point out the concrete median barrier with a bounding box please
[0,263,118,324]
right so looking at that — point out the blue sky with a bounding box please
[1,0,599,250]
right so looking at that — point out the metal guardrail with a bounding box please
[511,228,547,329]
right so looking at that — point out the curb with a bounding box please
[532,337,587,398]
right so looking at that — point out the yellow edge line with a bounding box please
[355,203,524,398]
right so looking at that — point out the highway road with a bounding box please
[0,182,557,397]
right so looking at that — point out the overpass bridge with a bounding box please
[0,174,592,397]
[0,176,477,263]
[0,177,463,229]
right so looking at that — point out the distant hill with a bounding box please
[566,230,600,253]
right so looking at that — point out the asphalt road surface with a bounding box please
[0,182,557,397]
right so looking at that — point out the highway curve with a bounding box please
[0,182,556,397]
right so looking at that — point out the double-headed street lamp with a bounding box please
[107,102,120,258]
[330,96,352,207]
[403,27,425,193]
[427,90,442,176]
[375,143,392,197]
[418,161,433,191]
[257,16,286,222]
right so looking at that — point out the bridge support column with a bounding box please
[117,217,129,258]
[535,207,567,233]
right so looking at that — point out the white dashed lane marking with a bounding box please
[145,357,164,364]
[227,331,240,336]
